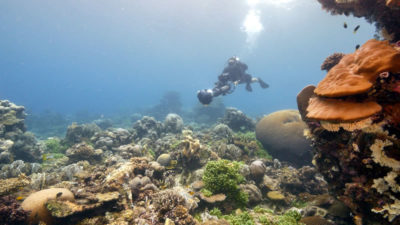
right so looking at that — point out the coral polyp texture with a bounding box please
[298,39,400,224]
[318,0,400,40]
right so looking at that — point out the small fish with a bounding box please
[56,192,63,198]
[16,196,24,201]
[343,22,347,29]
[355,44,360,50]
[353,25,360,34]
[188,191,195,196]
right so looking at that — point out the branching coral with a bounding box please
[318,0,400,40]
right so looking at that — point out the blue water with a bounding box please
[0,0,376,118]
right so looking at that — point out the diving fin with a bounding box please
[259,78,269,89]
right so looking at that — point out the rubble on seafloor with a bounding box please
[0,99,356,225]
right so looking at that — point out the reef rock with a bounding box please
[132,116,163,140]
[164,113,184,134]
[65,142,102,163]
[219,107,255,132]
[256,109,312,167]
[0,160,41,178]
[65,123,101,144]
[0,100,43,162]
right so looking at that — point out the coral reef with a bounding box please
[202,160,248,208]
[0,100,43,162]
[0,160,41,178]
[256,110,312,167]
[132,116,163,141]
[219,107,255,132]
[0,173,30,196]
[65,142,103,163]
[65,123,101,145]
[164,113,184,134]
[298,39,400,224]
[21,188,75,225]
[318,0,400,40]
[0,195,29,225]
[0,99,342,224]
[320,52,345,72]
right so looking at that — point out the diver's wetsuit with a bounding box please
[197,57,269,105]
[212,57,268,97]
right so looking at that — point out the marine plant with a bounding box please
[202,159,248,207]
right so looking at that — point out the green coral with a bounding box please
[170,140,182,150]
[202,159,248,207]
[254,205,273,214]
[291,199,307,208]
[276,210,303,225]
[44,138,68,153]
[233,132,272,160]
[210,208,255,225]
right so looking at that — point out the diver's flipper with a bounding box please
[246,83,253,92]
[258,78,269,89]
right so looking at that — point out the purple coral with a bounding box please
[0,195,29,225]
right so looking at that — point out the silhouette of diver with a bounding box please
[197,56,269,105]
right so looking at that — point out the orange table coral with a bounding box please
[315,39,400,97]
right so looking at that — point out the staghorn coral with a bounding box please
[318,0,400,40]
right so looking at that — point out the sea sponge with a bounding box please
[21,188,74,225]
[315,39,400,97]
[255,110,312,167]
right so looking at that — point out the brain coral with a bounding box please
[255,110,312,167]
[21,188,74,225]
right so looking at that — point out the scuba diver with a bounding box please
[197,56,269,105]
